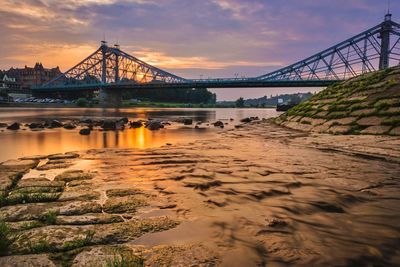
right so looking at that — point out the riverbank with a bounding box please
[0,119,399,266]
[276,66,400,135]
[0,102,276,109]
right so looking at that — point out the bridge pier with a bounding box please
[99,88,123,107]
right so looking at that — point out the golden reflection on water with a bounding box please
[0,127,214,162]
[0,107,281,161]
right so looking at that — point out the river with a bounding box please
[0,107,280,162]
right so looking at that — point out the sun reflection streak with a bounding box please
[137,127,146,148]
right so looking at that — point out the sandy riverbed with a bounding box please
[0,120,399,266]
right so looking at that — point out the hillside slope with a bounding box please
[275,66,400,135]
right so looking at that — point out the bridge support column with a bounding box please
[379,13,392,70]
[99,88,123,107]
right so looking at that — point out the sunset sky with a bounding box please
[1,0,399,100]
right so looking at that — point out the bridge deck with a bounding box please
[33,80,340,92]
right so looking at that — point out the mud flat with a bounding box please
[0,120,399,266]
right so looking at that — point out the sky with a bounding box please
[0,0,399,100]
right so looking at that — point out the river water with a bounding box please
[0,107,280,162]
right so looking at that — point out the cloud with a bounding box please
[0,0,399,79]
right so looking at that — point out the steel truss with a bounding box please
[256,14,400,81]
[42,14,400,89]
[43,42,186,87]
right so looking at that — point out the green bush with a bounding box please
[76,98,88,107]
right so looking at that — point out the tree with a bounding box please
[76,98,88,107]
[235,97,245,108]
[289,94,301,104]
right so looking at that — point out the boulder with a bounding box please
[101,120,116,130]
[240,117,252,123]
[146,121,163,131]
[129,121,143,128]
[7,122,20,130]
[50,120,63,128]
[79,128,91,135]
[0,123,8,128]
[93,120,103,126]
[213,121,224,127]
[63,123,76,130]
[176,118,192,125]
[240,117,259,123]
[28,122,44,129]
[183,118,192,125]
[119,117,129,124]
[116,122,125,131]
[79,118,93,124]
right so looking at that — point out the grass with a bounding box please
[4,192,61,206]
[382,117,400,127]
[49,248,85,267]
[374,101,391,111]
[62,230,95,251]
[0,219,18,256]
[49,248,83,267]
[12,186,63,194]
[106,253,144,267]
[38,210,58,225]
[0,193,6,207]
[20,221,43,230]
[28,230,95,255]
[28,238,55,253]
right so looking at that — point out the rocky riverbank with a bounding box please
[276,66,400,135]
[0,119,399,266]
[0,116,259,136]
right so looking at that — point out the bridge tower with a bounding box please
[101,40,108,83]
[114,44,120,83]
[379,13,393,70]
[99,41,122,107]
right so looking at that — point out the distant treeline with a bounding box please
[122,88,216,104]
[218,92,314,107]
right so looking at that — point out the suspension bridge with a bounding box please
[33,14,400,103]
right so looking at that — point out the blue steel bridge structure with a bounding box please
[34,14,400,93]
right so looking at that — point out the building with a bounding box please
[0,72,19,90]
[5,62,62,90]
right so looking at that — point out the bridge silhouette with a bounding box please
[35,14,400,93]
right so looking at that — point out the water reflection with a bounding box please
[0,107,280,161]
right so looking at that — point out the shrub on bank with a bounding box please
[76,98,88,107]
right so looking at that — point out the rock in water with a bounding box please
[0,123,8,128]
[146,121,163,131]
[7,122,20,130]
[129,121,143,128]
[119,117,129,124]
[101,120,116,130]
[213,121,224,127]
[50,120,63,128]
[183,118,193,125]
[28,122,44,129]
[240,117,252,123]
[176,118,193,125]
[79,118,93,124]
[116,122,125,130]
[63,123,76,130]
[79,128,91,135]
